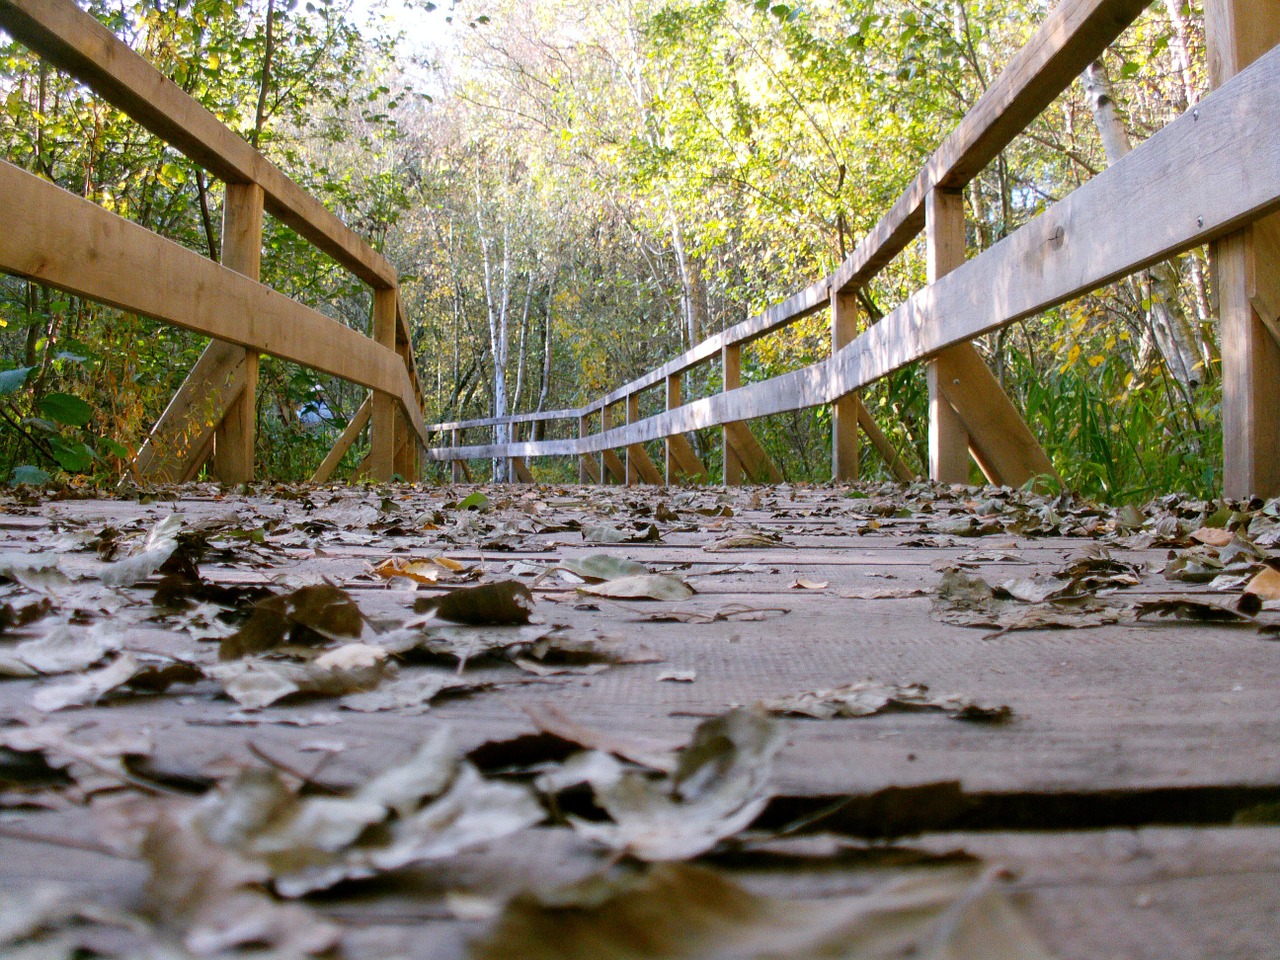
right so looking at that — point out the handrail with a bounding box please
[425,0,1149,445]
[426,47,1280,459]
[0,0,427,480]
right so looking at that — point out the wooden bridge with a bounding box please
[3,1,1280,958]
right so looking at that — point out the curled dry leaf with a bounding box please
[1134,598,1256,625]
[417,580,534,625]
[1245,563,1280,602]
[98,796,340,956]
[789,579,828,591]
[704,532,784,551]
[513,631,664,676]
[522,701,679,773]
[570,707,782,861]
[578,573,694,601]
[220,583,367,659]
[382,622,557,670]
[184,730,543,896]
[208,643,395,709]
[760,681,1011,723]
[0,620,120,677]
[471,862,1054,960]
[99,514,184,588]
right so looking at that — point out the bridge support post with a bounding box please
[600,403,627,483]
[368,287,398,481]
[451,428,466,483]
[211,182,263,485]
[578,415,600,483]
[665,372,707,484]
[625,392,661,484]
[830,289,860,481]
[721,344,744,485]
[1207,0,1280,498]
[925,188,972,485]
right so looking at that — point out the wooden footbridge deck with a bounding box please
[4,0,1280,955]
[1,481,1279,957]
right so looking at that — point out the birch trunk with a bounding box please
[1082,61,1205,388]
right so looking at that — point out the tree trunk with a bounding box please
[1082,60,1205,388]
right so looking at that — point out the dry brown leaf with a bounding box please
[208,643,394,708]
[760,681,1010,723]
[1244,564,1280,601]
[418,580,535,625]
[789,579,829,590]
[1190,526,1236,547]
[471,863,1054,960]
[578,573,694,601]
[220,583,366,659]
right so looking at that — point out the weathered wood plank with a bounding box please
[925,188,972,484]
[0,159,429,450]
[1206,0,1280,498]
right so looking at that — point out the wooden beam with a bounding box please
[665,372,707,483]
[721,343,744,486]
[452,428,466,484]
[511,457,535,483]
[854,399,918,483]
[830,289,860,481]
[133,340,246,482]
[625,393,662,484]
[0,0,403,295]
[427,51,1280,464]
[310,395,371,483]
[368,288,398,482]
[0,160,429,447]
[926,188,972,484]
[724,422,784,484]
[577,416,598,483]
[600,404,626,483]
[210,181,264,484]
[1206,0,1280,498]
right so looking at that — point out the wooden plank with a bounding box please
[210,182,263,485]
[0,159,430,448]
[368,288,398,482]
[428,408,575,433]
[925,188,972,484]
[132,340,246,482]
[576,416,598,484]
[0,0,401,293]
[724,421,784,484]
[722,344,744,486]
[854,397,918,483]
[451,428,467,484]
[934,345,1060,488]
[1205,0,1280,498]
[625,394,662,485]
[830,290,860,481]
[310,395,371,483]
[600,404,626,484]
[425,51,1280,463]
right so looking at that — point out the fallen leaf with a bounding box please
[789,579,828,590]
[100,514,184,588]
[704,532,782,551]
[31,653,201,712]
[418,580,534,625]
[1244,564,1280,601]
[1134,598,1256,624]
[1191,526,1236,547]
[578,573,694,601]
[559,554,650,582]
[371,557,441,583]
[471,862,1054,960]
[522,701,679,772]
[208,643,395,708]
[657,669,697,683]
[760,681,1010,723]
[220,583,367,659]
[570,707,782,860]
[0,620,121,677]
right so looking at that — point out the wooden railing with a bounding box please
[0,0,426,483]
[424,0,1280,500]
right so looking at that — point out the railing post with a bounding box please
[211,181,264,484]
[925,187,970,484]
[830,289,860,481]
[368,287,398,481]
[451,428,464,483]
[665,374,681,484]
[1207,0,1280,498]
[721,342,742,486]
[600,403,626,483]
[578,415,598,483]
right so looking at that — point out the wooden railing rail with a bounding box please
[0,0,425,483]
[425,0,1280,499]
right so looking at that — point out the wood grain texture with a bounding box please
[830,290,860,481]
[926,188,972,485]
[0,160,430,455]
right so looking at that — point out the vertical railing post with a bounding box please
[665,373,681,485]
[368,287,398,481]
[721,342,742,486]
[625,393,639,485]
[830,289,860,481]
[577,414,590,483]
[451,428,464,483]
[212,181,264,484]
[1207,0,1280,498]
[925,187,970,484]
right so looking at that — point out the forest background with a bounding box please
[0,0,1219,501]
